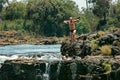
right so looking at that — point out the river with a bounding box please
[0,44,61,63]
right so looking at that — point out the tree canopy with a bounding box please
[0,0,120,36]
[24,0,80,36]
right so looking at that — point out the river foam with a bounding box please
[0,44,61,63]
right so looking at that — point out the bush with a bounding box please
[8,38,17,43]
[98,31,105,36]
[91,40,99,51]
[100,45,112,55]
[23,36,31,41]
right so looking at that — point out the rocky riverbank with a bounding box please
[0,30,64,46]
[0,56,120,80]
[61,28,120,58]
[0,29,120,80]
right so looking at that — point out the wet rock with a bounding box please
[0,57,120,80]
[58,61,76,80]
[0,59,46,80]
[49,61,59,80]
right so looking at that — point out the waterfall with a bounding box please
[0,64,2,68]
[57,61,61,80]
[43,63,50,80]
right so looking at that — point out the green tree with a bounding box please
[0,0,9,20]
[88,0,112,31]
[0,0,9,12]
[81,8,99,32]
[1,1,26,20]
[109,1,120,28]
[0,1,26,32]
[25,0,80,36]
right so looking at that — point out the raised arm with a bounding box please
[73,19,79,22]
[64,20,69,24]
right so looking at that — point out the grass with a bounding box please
[100,45,112,55]
[98,31,105,36]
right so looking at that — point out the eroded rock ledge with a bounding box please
[0,56,120,80]
[61,29,120,57]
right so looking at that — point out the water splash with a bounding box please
[42,63,50,80]
[0,64,2,68]
[0,44,61,64]
[36,54,62,61]
[0,55,19,63]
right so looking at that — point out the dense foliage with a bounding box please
[0,0,120,37]
[24,0,80,36]
[0,0,8,12]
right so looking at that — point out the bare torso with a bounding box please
[69,20,75,30]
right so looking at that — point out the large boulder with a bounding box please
[61,41,91,58]
[98,30,120,46]
[98,34,115,46]
[111,46,120,56]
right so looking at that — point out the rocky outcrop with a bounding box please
[61,41,91,57]
[61,29,120,57]
[0,57,120,80]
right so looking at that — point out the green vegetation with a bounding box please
[91,39,99,51]
[0,0,120,37]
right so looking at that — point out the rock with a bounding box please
[0,59,46,80]
[98,34,115,46]
[44,40,57,45]
[113,31,120,37]
[61,42,80,56]
[61,29,120,59]
[0,57,120,80]
[61,40,91,58]
[111,46,120,56]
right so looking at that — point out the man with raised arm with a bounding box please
[64,17,79,42]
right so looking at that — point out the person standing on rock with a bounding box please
[64,17,79,42]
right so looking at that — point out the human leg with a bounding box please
[73,30,76,41]
[70,32,73,42]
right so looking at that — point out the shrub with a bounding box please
[4,30,17,36]
[23,36,31,41]
[8,38,17,43]
[118,28,120,32]
[91,40,99,51]
[100,45,112,55]
[98,31,105,36]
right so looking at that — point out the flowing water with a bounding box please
[43,63,50,80]
[0,44,77,80]
[0,44,61,63]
